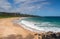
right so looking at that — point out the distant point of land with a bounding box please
[0,12,40,18]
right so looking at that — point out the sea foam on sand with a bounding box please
[15,19,60,33]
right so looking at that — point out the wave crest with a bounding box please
[18,20,60,32]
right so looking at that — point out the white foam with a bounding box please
[20,20,44,30]
[17,20,60,33]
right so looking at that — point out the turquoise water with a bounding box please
[19,17,60,32]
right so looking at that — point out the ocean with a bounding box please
[18,17,60,32]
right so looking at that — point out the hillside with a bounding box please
[0,12,40,18]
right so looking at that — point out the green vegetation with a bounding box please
[0,12,40,18]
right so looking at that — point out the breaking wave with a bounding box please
[17,19,60,33]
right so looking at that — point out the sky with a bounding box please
[0,0,60,16]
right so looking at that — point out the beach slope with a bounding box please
[0,17,37,39]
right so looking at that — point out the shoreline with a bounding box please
[15,18,60,33]
[0,17,60,39]
[13,17,43,33]
[13,17,38,33]
[0,17,35,37]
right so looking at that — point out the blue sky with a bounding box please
[0,0,60,16]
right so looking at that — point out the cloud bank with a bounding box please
[0,0,49,14]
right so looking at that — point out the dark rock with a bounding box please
[42,32,58,39]
[56,32,60,39]
[51,33,57,38]
[42,34,46,39]
[0,32,60,39]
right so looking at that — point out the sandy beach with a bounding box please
[0,17,60,39]
[0,17,38,39]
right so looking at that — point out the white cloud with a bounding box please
[0,0,49,14]
[14,0,27,4]
[14,0,49,14]
[0,0,12,12]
